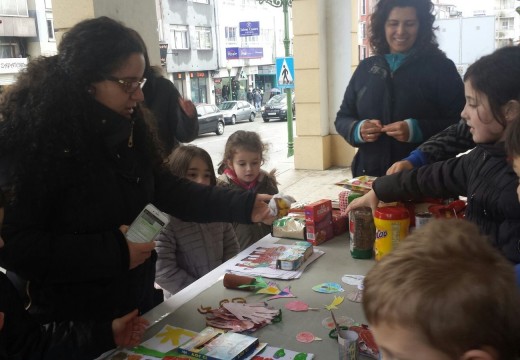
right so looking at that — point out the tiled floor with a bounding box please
[273,157,352,204]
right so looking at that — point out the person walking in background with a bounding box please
[253,89,262,111]
[335,0,465,177]
[155,145,240,298]
[247,88,254,106]
[0,17,273,359]
[217,131,278,250]
[363,219,520,359]
[346,46,520,264]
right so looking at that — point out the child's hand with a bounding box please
[252,194,275,225]
[112,309,149,348]
[345,190,380,215]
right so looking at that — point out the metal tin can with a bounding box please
[349,207,375,259]
[415,212,433,228]
[373,206,410,261]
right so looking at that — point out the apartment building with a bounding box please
[156,0,288,105]
[0,0,56,87]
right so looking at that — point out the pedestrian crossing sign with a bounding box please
[276,57,295,89]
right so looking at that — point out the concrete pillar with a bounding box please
[52,0,160,66]
[292,0,357,170]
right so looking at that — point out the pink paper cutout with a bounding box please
[285,300,309,312]
[296,331,321,343]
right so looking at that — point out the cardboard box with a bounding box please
[332,210,348,236]
[305,216,334,246]
[304,199,332,224]
[276,241,314,271]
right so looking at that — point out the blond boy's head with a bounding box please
[363,219,520,360]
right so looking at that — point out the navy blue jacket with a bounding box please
[373,143,520,264]
[335,50,465,177]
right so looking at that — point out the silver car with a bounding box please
[217,101,256,125]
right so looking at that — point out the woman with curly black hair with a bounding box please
[0,16,272,358]
[335,0,465,177]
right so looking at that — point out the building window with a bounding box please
[499,0,514,9]
[359,45,368,61]
[0,44,16,58]
[44,0,52,9]
[170,25,189,50]
[0,0,29,16]
[501,18,514,30]
[47,19,55,41]
[360,0,366,15]
[196,27,212,49]
[193,0,209,3]
[360,22,366,39]
[225,26,237,43]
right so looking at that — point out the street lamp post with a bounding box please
[257,0,294,157]
[226,63,232,101]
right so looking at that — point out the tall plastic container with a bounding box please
[373,206,410,261]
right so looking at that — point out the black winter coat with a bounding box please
[372,143,520,264]
[335,50,465,177]
[0,101,255,358]
[144,75,199,154]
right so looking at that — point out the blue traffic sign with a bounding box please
[276,57,295,89]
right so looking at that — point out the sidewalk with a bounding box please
[272,156,352,203]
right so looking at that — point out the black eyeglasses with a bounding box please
[105,75,147,93]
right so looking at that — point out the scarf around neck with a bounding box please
[223,167,259,191]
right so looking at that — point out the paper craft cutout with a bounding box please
[132,325,197,357]
[267,286,296,301]
[311,282,344,294]
[284,300,319,312]
[324,295,345,310]
[256,281,282,295]
[321,315,355,329]
[347,283,364,303]
[238,276,269,291]
[222,302,280,324]
[296,332,322,343]
[251,345,314,360]
[341,274,365,286]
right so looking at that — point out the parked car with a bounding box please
[195,103,225,136]
[217,100,256,125]
[261,93,296,122]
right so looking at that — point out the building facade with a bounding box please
[155,0,289,106]
[0,0,56,87]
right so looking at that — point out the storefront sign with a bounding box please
[159,43,168,66]
[190,72,207,78]
[239,21,260,37]
[0,58,28,74]
[226,47,263,60]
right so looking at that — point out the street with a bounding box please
[190,114,296,172]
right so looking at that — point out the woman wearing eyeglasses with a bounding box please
[0,17,273,359]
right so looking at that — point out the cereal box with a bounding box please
[304,199,332,224]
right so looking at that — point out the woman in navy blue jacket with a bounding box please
[335,0,465,177]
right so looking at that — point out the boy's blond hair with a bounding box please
[363,219,520,359]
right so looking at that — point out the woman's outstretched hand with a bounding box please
[252,194,275,225]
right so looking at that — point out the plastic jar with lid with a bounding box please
[373,206,410,261]
[349,206,375,259]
